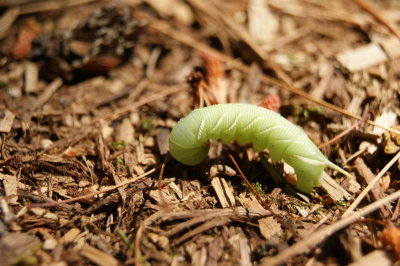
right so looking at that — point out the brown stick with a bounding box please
[228,153,264,204]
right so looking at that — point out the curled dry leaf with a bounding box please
[260,94,281,112]
[201,52,224,88]
[12,18,42,59]
[200,51,227,104]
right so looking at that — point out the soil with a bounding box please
[1,0,400,265]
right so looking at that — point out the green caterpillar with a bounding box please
[169,103,352,192]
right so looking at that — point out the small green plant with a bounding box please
[336,201,346,207]
[111,140,126,149]
[118,230,134,251]
[302,106,322,119]
[313,207,322,215]
[141,118,153,131]
[251,181,266,194]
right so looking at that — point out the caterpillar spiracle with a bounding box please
[168,103,352,193]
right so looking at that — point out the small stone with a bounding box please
[43,239,58,250]
[79,180,90,187]
[40,139,53,150]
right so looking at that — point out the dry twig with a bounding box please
[343,150,400,217]
[261,190,400,265]
[31,167,156,208]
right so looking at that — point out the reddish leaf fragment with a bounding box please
[260,94,281,112]
[200,51,225,88]
[12,18,42,59]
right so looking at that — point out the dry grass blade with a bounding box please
[261,190,400,266]
[350,0,400,39]
[354,158,392,218]
[342,150,400,217]
[149,20,400,136]
[135,224,145,266]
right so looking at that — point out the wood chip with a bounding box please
[340,176,361,194]
[0,232,40,266]
[355,158,392,218]
[115,117,135,144]
[32,78,63,110]
[0,197,15,223]
[228,233,252,266]
[68,40,91,56]
[321,172,352,201]
[336,43,388,72]
[149,187,178,205]
[2,174,18,204]
[80,244,119,266]
[156,128,170,155]
[338,228,362,262]
[0,109,15,133]
[145,0,193,25]
[59,228,81,244]
[168,182,183,199]
[191,246,207,266]
[24,61,39,93]
[309,63,333,100]
[258,216,283,241]
[373,34,400,58]
[237,194,265,211]
[248,0,278,44]
[372,109,398,136]
[348,250,392,266]
[0,7,20,40]
[211,177,235,208]
[207,237,224,265]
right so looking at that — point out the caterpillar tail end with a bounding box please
[326,160,353,179]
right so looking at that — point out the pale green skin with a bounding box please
[169,103,352,193]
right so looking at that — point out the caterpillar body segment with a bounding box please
[168,103,352,192]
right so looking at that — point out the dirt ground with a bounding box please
[1,0,400,265]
